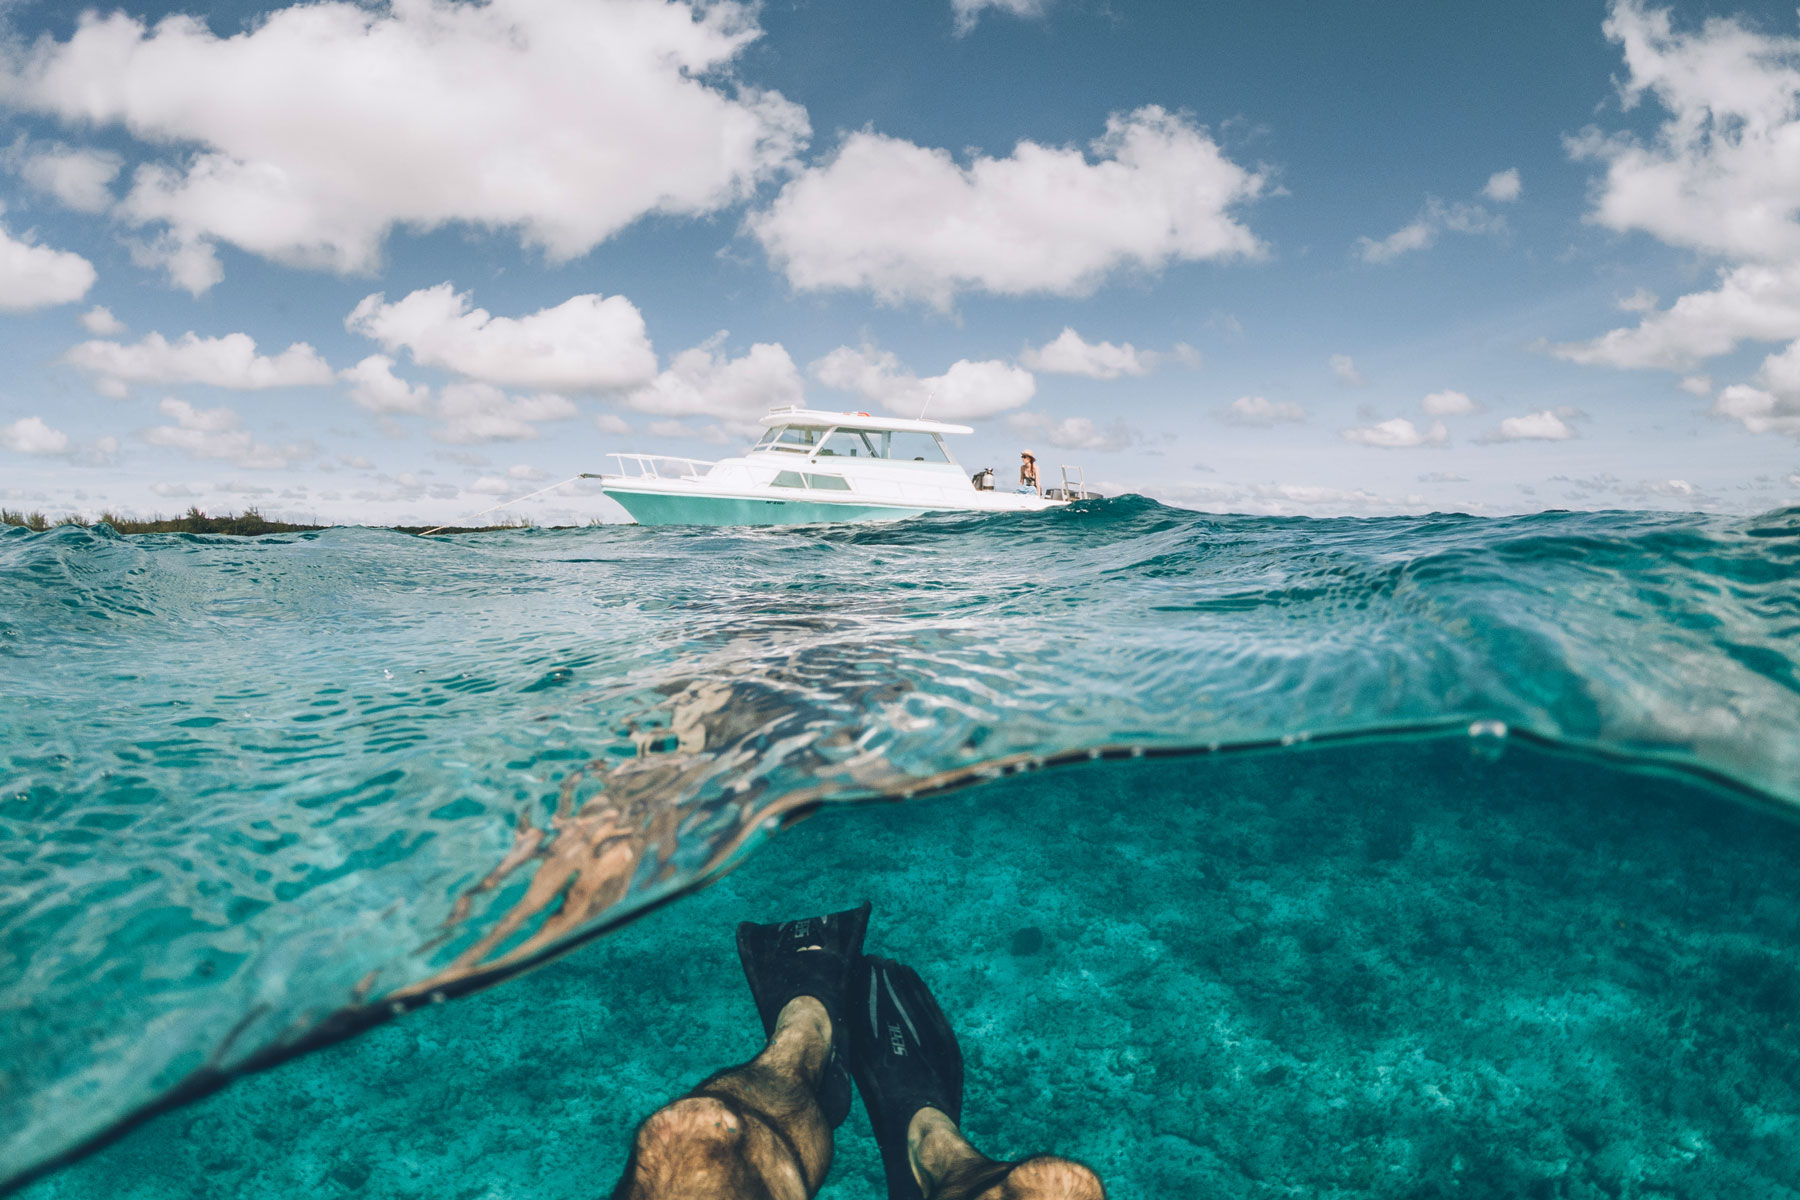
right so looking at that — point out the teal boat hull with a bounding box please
[605,489,932,526]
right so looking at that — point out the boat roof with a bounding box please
[757,406,974,436]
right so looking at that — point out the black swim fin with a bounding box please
[734,901,872,1128]
[850,955,966,1200]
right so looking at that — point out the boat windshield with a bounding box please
[757,425,828,453]
[754,425,952,463]
[814,428,950,463]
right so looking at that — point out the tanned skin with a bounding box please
[610,998,1105,1200]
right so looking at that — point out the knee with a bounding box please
[624,1097,751,1190]
[997,1155,1106,1200]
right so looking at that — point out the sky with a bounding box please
[1,0,1798,524]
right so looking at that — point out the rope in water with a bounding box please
[417,474,587,536]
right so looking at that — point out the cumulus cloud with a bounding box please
[1554,3,1800,439]
[341,354,431,415]
[1,415,69,455]
[144,397,309,468]
[1616,287,1659,313]
[1006,410,1147,452]
[13,143,121,212]
[63,331,334,397]
[1329,354,1369,386]
[750,106,1266,308]
[1020,328,1149,379]
[128,233,224,297]
[811,343,1035,421]
[1340,417,1448,448]
[1356,193,1507,263]
[78,305,124,336]
[952,0,1051,35]
[0,0,807,289]
[1709,340,1800,435]
[625,336,802,421]
[1571,1,1800,263]
[595,413,632,436]
[1219,395,1304,426]
[435,383,578,444]
[1479,409,1579,442]
[1549,263,1800,369]
[348,284,657,393]
[1482,168,1522,204]
[0,216,95,310]
[1421,389,1479,416]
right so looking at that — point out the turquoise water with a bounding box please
[3,501,1799,1195]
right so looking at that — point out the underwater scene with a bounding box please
[4,499,1799,1198]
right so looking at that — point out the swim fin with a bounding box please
[734,901,872,1128]
[850,955,966,1200]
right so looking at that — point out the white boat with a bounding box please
[586,406,1096,526]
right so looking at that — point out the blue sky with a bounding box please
[0,0,1797,523]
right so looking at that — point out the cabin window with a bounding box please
[772,470,808,488]
[805,473,851,490]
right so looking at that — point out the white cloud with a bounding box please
[595,413,632,436]
[63,331,334,397]
[1482,168,1522,204]
[811,343,1036,421]
[151,482,199,498]
[1020,328,1148,379]
[127,233,224,297]
[952,0,1051,35]
[1356,194,1506,263]
[0,0,807,288]
[1418,471,1468,483]
[0,217,95,310]
[1555,3,1800,439]
[1220,395,1304,426]
[1144,479,1430,517]
[508,464,547,481]
[1549,263,1800,369]
[144,397,308,468]
[348,284,657,393]
[467,475,512,496]
[750,106,1266,308]
[1006,411,1145,452]
[1572,1,1800,263]
[1,415,70,455]
[78,305,124,336]
[1480,410,1578,442]
[1329,354,1369,386]
[15,143,121,212]
[340,354,431,415]
[1421,389,1479,416]
[434,382,577,444]
[626,336,802,420]
[1616,287,1659,313]
[1340,417,1448,448]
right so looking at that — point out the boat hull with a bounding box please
[604,487,933,526]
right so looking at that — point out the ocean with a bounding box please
[3,500,1798,1198]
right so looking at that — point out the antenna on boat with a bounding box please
[918,390,934,421]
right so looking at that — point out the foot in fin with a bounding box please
[850,955,966,1200]
[734,901,872,1128]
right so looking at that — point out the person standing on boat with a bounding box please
[1018,451,1040,497]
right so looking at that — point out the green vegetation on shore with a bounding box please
[2,507,547,536]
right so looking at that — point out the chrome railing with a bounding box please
[603,453,716,481]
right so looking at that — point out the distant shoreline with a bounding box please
[0,506,554,538]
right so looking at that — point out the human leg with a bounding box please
[850,956,1108,1200]
[610,904,870,1200]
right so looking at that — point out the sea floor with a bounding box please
[21,736,1800,1199]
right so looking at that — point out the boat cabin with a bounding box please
[748,408,971,467]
